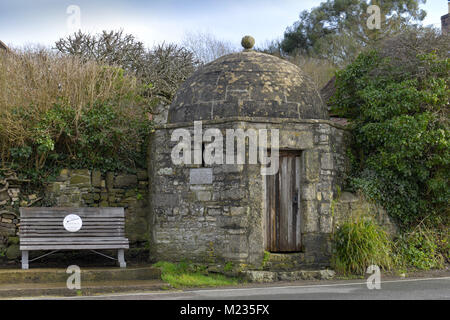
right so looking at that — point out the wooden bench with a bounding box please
[19,207,129,269]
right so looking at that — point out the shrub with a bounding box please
[394,226,446,270]
[332,218,393,275]
[0,48,153,178]
[330,43,449,227]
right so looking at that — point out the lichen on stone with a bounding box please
[241,35,255,50]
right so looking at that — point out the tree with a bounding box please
[181,31,238,64]
[255,38,284,57]
[281,0,427,66]
[55,30,146,67]
[55,30,198,104]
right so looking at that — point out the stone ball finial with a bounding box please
[241,35,255,50]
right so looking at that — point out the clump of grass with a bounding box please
[262,250,270,268]
[223,261,233,272]
[153,261,241,289]
[332,218,393,275]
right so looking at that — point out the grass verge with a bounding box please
[153,261,242,289]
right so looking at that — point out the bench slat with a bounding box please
[20,207,124,216]
[22,239,128,244]
[20,226,124,230]
[21,223,124,228]
[21,216,123,223]
[20,244,130,250]
[24,237,127,242]
[21,232,125,240]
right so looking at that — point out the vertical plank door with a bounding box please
[266,152,301,252]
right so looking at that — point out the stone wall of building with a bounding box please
[441,3,449,36]
[149,118,351,268]
[0,168,150,264]
[442,14,449,35]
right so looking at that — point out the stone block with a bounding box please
[304,150,319,182]
[137,169,148,181]
[213,165,243,174]
[221,188,243,200]
[71,169,90,176]
[82,193,93,201]
[319,269,336,280]
[70,175,91,186]
[321,153,334,170]
[320,214,333,233]
[106,172,115,190]
[28,194,37,200]
[0,191,8,202]
[301,184,316,201]
[5,244,20,260]
[99,201,109,207]
[207,207,222,216]
[157,168,173,176]
[196,191,211,201]
[230,207,247,216]
[0,212,16,219]
[114,174,138,188]
[7,236,19,245]
[125,190,137,197]
[338,191,359,203]
[242,271,277,283]
[320,202,331,215]
[301,201,318,233]
[279,130,314,149]
[56,168,69,182]
[91,170,102,187]
[154,193,179,207]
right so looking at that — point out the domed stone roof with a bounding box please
[167,48,328,123]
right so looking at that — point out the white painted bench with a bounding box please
[19,207,129,269]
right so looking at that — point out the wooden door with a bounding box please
[266,152,301,252]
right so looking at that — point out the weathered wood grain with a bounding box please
[19,207,129,269]
[266,152,302,252]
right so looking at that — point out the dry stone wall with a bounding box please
[0,168,150,264]
[332,191,398,237]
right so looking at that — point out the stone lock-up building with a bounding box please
[148,37,350,268]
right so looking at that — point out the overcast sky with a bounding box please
[0,0,447,49]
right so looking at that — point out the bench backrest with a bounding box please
[19,207,126,240]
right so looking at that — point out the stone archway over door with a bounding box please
[265,151,301,252]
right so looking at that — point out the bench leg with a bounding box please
[118,249,126,268]
[21,251,29,270]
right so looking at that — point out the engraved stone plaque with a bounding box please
[190,168,213,185]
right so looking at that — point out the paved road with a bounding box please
[59,276,450,300]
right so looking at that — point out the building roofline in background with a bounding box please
[0,40,9,51]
